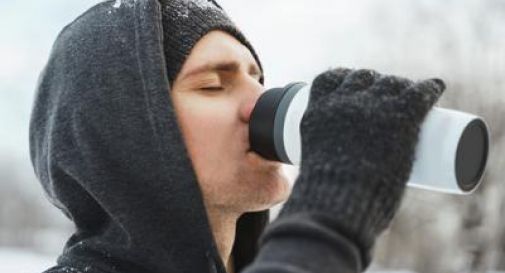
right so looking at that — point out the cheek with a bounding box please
[174,96,238,172]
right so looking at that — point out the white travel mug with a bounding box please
[249,82,490,194]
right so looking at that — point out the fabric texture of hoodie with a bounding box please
[29,0,268,272]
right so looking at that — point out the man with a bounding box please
[170,30,291,272]
[29,0,445,272]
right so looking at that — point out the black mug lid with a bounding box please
[455,118,489,192]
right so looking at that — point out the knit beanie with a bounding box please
[159,0,265,85]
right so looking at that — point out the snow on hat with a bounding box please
[159,0,265,85]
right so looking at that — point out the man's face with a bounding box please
[170,30,291,214]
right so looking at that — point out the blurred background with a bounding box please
[0,0,503,272]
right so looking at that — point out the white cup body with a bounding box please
[282,84,488,194]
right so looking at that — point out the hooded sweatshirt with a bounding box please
[29,0,269,272]
[30,0,364,273]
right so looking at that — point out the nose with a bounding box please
[239,83,264,123]
[241,99,257,123]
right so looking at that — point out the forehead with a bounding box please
[180,30,260,73]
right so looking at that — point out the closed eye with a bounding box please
[200,86,224,91]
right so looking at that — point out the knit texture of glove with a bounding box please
[279,68,446,263]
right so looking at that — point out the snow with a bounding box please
[170,0,220,19]
[112,0,121,8]
[1,247,505,273]
[189,0,218,9]
[0,248,55,273]
[112,0,137,9]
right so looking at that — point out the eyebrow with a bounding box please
[180,61,262,81]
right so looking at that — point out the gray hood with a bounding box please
[29,1,268,272]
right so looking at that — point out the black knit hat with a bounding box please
[159,0,264,85]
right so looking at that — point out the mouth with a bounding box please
[246,149,280,166]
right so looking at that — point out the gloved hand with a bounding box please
[279,68,446,265]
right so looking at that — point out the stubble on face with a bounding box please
[224,153,291,213]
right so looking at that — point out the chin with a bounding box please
[243,173,292,212]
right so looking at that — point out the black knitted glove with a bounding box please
[279,68,446,264]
